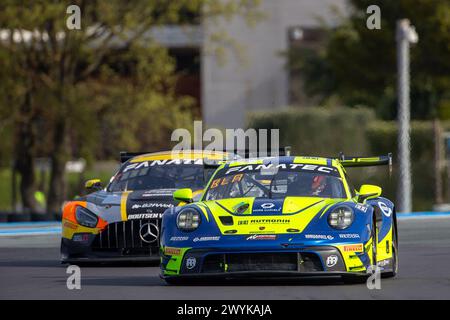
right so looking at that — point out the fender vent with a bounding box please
[219,216,234,226]
[201,252,323,273]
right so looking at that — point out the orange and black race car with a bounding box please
[60,150,236,263]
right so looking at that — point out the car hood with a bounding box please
[84,189,179,223]
[199,197,344,235]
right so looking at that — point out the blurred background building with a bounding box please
[202,0,346,128]
[158,0,347,129]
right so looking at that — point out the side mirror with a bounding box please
[192,189,204,202]
[358,184,382,202]
[173,188,193,203]
[85,179,102,192]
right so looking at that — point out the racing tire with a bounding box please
[382,221,398,278]
[60,239,69,264]
[371,216,377,268]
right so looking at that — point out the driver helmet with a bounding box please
[311,175,327,195]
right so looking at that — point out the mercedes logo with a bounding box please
[139,223,159,243]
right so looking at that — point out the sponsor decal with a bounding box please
[377,259,391,267]
[355,204,368,212]
[210,174,244,189]
[250,219,290,224]
[246,234,277,240]
[128,213,164,220]
[127,200,173,215]
[225,164,338,175]
[164,247,182,256]
[261,203,275,209]
[326,255,338,267]
[123,159,203,172]
[252,202,283,214]
[186,257,197,269]
[170,236,189,241]
[249,228,276,234]
[72,233,89,242]
[142,190,174,197]
[193,236,220,242]
[338,233,360,239]
[305,234,334,240]
[131,203,173,210]
[343,244,364,252]
[378,202,392,217]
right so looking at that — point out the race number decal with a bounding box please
[210,174,243,189]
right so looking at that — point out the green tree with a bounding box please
[289,0,450,120]
[0,0,262,214]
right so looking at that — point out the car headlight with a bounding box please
[75,206,98,228]
[177,208,201,231]
[328,206,354,230]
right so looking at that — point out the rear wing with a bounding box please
[120,151,153,163]
[204,146,293,169]
[336,152,393,174]
[222,146,291,159]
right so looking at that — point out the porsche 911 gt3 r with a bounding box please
[60,150,236,263]
[160,155,397,283]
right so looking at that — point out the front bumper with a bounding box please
[161,244,368,278]
[162,271,368,281]
[60,238,160,263]
[61,218,162,263]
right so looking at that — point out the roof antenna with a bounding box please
[284,146,291,157]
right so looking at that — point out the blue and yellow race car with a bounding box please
[160,155,397,283]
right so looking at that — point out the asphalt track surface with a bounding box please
[1,216,450,300]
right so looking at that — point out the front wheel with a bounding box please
[371,216,377,267]
[382,222,398,278]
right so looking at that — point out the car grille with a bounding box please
[201,252,323,273]
[91,219,160,256]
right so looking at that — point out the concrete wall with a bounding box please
[202,0,346,129]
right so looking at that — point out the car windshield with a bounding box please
[108,163,211,192]
[204,164,346,200]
